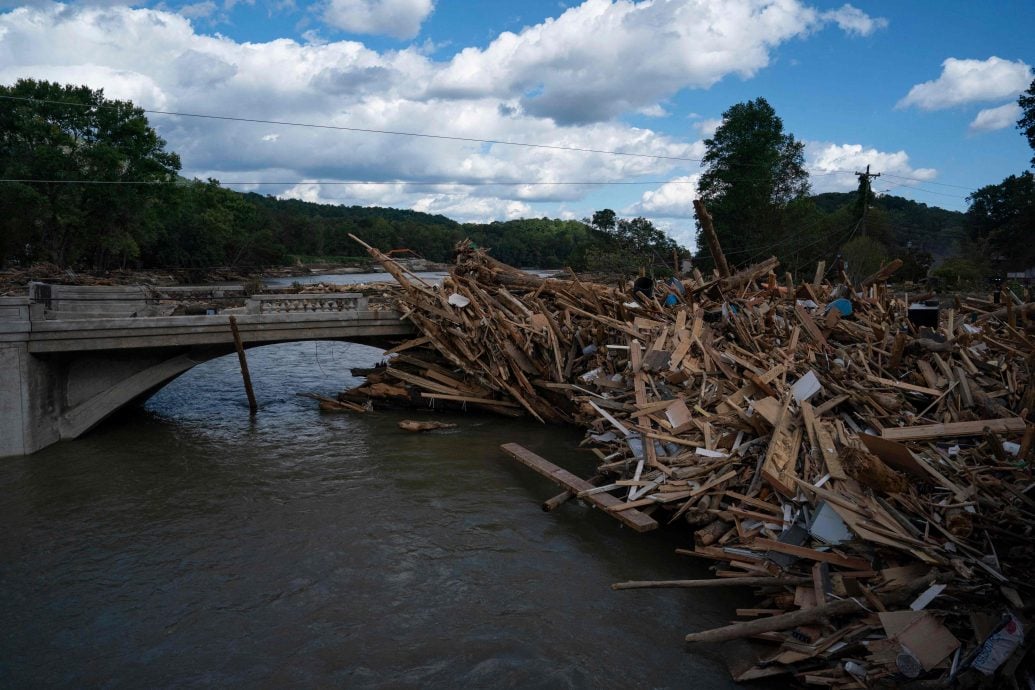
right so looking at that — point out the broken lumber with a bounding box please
[499,443,658,532]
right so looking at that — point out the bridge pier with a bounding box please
[1,341,226,457]
[1,341,58,456]
[0,286,414,458]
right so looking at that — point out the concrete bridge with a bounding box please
[0,283,414,457]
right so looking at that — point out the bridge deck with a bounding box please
[1,285,415,352]
[23,310,412,353]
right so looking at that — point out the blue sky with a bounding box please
[1,0,1032,250]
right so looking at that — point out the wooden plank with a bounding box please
[813,418,846,480]
[421,393,520,408]
[610,490,691,511]
[813,393,848,417]
[865,374,941,397]
[881,417,1026,441]
[589,400,632,437]
[794,304,829,348]
[387,367,464,395]
[811,261,826,291]
[916,360,940,389]
[761,396,800,497]
[384,336,431,355]
[500,443,658,532]
[751,538,871,570]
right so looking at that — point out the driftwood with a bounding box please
[397,420,457,432]
[297,392,366,412]
[684,572,942,644]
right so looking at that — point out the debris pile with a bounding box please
[348,233,1034,687]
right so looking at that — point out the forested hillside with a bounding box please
[1,79,990,282]
[812,192,966,258]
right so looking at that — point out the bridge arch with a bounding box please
[46,335,404,451]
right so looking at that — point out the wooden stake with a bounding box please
[229,315,258,416]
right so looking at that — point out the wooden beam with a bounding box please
[500,443,658,532]
[228,315,258,416]
[751,538,871,570]
[882,418,1026,441]
[866,374,941,397]
[421,392,520,408]
[613,576,811,590]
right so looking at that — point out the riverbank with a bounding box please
[0,259,451,296]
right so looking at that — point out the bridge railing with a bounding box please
[245,293,368,314]
[16,283,378,321]
[27,282,167,319]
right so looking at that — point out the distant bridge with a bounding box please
[0,283,414,457]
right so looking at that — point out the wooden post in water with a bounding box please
[229,316,258,415]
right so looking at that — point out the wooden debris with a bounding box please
[298,392,367,412]
[397,419,457,432]
[500,443,658,532]
[345,235,1035,688]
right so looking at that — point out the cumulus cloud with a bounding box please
[637,103,668,118]
[898,56,1033,110]
[0,2,901,225]
[626,175,700,218]
[969,102,1022,132]
[322,0,434,40]
[177,1,218,20]
[695,118,723,137]
[426,0,885,124]
[806,142,936,192]
[820,4,887,36]
[0,62,170,108]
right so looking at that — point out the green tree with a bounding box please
[582,212,685,275]
[840,236,888,284]
[590,208,617,233]
[696,97,811,271]
[0,79,181,267]
[1018,78,1035,168]
[965,171,1035,271]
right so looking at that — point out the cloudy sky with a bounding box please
[1,0,1032,250]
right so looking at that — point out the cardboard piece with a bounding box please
[880,611,960,670]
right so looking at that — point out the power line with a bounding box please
[0,172,849,187]
[879,172,975,191]
[0,94,709,164]
[717,214,860,263]
[880,184,968,200]
[0,95,985,205]
[0,94,954,188]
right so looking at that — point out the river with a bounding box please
[0,274,751,688]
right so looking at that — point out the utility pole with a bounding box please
[854,164,881,236]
